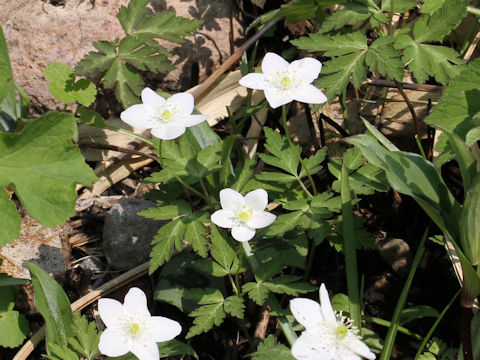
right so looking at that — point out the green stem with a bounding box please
[340,163,362,331]
[241,241,298,346]
[281,105,317,198]
[363,315,423,340]
[380,229,428,360]
[413,289,461,359]
[101,124,154,147]
[303,239,316,282]
[467,5,480,16]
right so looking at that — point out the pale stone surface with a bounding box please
[0,0,242,113]
[0,209,70,279]
[103,198,164,270]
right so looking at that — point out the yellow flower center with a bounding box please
[161,109,173,122]
[280,76,293,89]
[235,205,253,223]
[335,325,348,338]
[129,323,140,335]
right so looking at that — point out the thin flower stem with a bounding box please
[281,105,317,198]
[228,273,239,295]
[101,124,154,147]
[380,229,428,360]
[302,239,316,282]
[340,163,362,331]
[241,241,298,346]
[413,289,461,359]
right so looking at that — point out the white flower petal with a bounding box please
[151,124,186,140]
[290,298,323,330]
[211,209,235,228]
[262,52,289,74]
[347,336,377,360]
[319,283,336,323]
[291,331,334,360]
[149,316,182,342]
[239,73,271,90]
[219,188,244,212]
[98,328,130,357]
[98,298,124,328]
[168,92,194,115]
[141,87,165,108]
[244,188,268,211]
[120,104,156,129]
[130,341,160,360]
[291,84,327,105]
[264,89,293,109]
[290,57,322,84]
[177,114,208,127]
[247,211,276,229]
[231,225,256,242]
[123,287,150,317]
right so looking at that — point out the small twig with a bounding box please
[365,79,444,93]
[78,142,160,162]
[394,80,421,139]
[319,113,349,138]
[13,262,150,360]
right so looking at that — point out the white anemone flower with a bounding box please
[98,287,182,360]
[211,188,276,242]
[290,284,376,360]
[120,88,207,140]
[239,52,327,109]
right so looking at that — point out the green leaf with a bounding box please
[0,26,13,106]
[242,282,270,305]
[0,286,14,312]
[103,59,144,109]
[232,157,258,191]
[365,36,403,81]
[184,211,209,258]
[413,0,468,43]
[264,275,316,296]
[48,343,80,360]
[27,262,74,351]
[425,59,480,143]
[299,147,327,178]
[0,310,29,348]
[275,0,330,23]
[260,127,300,176]
[76,108,105,127]
[320,7,371,33]
[0,186,21,246]
[250,334,295,360]
[139,200,192,220]
[395,35,465,85]
[158,339,198,359]
[68,312,101,360]
[460,175,480,265]
[210,225,240,275]
[381,0,416,12]
[185,288,226,338]
[0,113,97,245]
[43,62,97,106]
[149,218,187,273]
[75,41,116,81]
[117,0,149,34]
[265,210,304,236]
[420,0,446,13]
[224,295,245,319]
[399,305,440,325]
[129,11,203,43]
[292,31,368,57]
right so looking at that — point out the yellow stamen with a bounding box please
[129,323,140,335]
[336,325,348,338]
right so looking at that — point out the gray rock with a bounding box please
[103,198,164,270]
[378,238,412,275]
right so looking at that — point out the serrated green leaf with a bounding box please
[68,312,101,360]
[117,36,174,73]
[158,339,198,359]
[251,334,295,360]
[275,0,331,23]
[329,215,377,252]
[27,262,73,351]
[413,0,468,43]
[381,0,416,12]
[399,305,440,325]
[420,0,445,13]
[292,31,367,57]
[265,210,304,236]
[260,127,300,176]
[299,147,326,178]
[232,157,257,192]
[43,62,97,106]
[0,113,97,244]
[256,171,297,183]
[242,282,270,305]
[224,295,245,319]
[319,52,368,101]
[365,36,403,81]
[75,41,116,81]
[103,59,144,109]
[117,0,149,34]
[139,200,191,220]
[320,8,371,33]
[186,288,226,338]
[264,275,316,296]
[76,108,105,127]
[130,11,203,43]
[149,218,187,273]
[396,35,465,85]
[210,225,240,275]
[425,59,480,143]
[184,211,209,258]
[0,310,29,348]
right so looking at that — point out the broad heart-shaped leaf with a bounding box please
[43,62,97,107]
[425,59,480,144]
[103,59,144,109]
[27,262,74,352]
[0,310,29,348]
[413,0,468,43]
[365,36,403,81]
[395,35,465,85]
[460,174,480,266]
[0,113,96,245]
